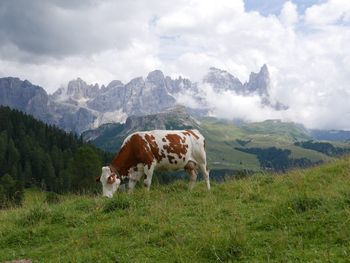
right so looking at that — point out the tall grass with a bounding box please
[1,157,350,262]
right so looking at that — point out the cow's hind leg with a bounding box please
[185,161,198,191]
[199,163,210,190]
[143,162,155,191]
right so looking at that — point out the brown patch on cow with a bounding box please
[182,129,200,140]
[110,134,156,176]
[163,134,188,158]
[162,138,166,142]
[144,133,166,162]
[109,165,116,173]
[107,174,116,184]
[167,155,175,164]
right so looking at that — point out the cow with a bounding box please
[97,129,210,197]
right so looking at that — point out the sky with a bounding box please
[0,0,350,130]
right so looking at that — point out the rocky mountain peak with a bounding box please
[106,80,123,89]
[204,67,243,93]
[245,64,270,97]
[260,64,269,75]
[0,64,287,135]
[146,70,165,83]
[66,78,99,99]
[0,77,52,123]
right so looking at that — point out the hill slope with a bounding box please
[1,157,350,262]
[83,110,347,172]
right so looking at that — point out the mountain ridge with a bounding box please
[0,65,283,134]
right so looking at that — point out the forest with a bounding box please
[294,140,350,156]
[235,147,321,172]
[0,106,113,207]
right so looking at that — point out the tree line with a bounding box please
[0,106,113,207]
[235,147,321,172]
[294,141,350,156]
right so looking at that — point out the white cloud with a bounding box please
[305,0,350,26]
[279,1,299,26]
[0,0,350,129]
[201,84,283,122]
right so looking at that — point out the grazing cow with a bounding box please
[97,129,210,197]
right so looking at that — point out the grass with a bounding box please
[1,157,350,262]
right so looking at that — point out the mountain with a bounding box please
[0,77,55,124]
[0,64,283,134]
[203,65,287,109]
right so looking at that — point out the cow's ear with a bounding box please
[95,176,101,182]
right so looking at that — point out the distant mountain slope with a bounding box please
[82,107,200,152]
[309,129,350,142]
[82,109,345,172]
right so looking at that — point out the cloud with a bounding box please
[200,84,283,122]
[0,0,350,130]
[0,0,158,60]
[279,1,299,26]
[305,0,350,26]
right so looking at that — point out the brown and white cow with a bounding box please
[97,129,210,197]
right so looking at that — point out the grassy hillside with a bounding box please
[1,157,350,262]
[199,118,335,171]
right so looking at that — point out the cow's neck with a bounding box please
[110,143,133,177]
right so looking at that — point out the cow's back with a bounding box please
[121,129,206,171]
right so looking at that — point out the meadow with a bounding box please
[1,157,350,262]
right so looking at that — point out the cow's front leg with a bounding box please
[143,162,155,191]
[128,179,137,193]
[128,166,143,193]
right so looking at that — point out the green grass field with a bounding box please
[1,157,350,262]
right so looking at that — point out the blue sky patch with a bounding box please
[244,0,326,16]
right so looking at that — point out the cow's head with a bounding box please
[96,166,121,198]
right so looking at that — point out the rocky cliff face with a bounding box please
[203,64,285,109]
[0,77,55,124]
[0,64,286,134]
